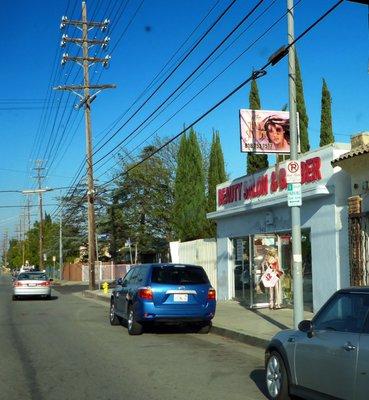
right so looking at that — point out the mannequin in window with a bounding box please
[261,248,283,309]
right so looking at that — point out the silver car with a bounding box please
[13,271,52,300]
[265,288,369,400]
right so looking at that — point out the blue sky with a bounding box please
[0,0,368,238]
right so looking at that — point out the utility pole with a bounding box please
[20,215,26,266]
[26,196,31,232]
[287,0,304,328]
[59,196,63,280]
[25,197,31,263]
[35,160,45,270]
[55,2,116,290]
[2,231,8,269]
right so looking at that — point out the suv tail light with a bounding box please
[207,288,216,300]
[138,287,153,300]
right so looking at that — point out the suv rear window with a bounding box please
[151,265,209,285]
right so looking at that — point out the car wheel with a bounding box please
[127,306,143,335]
[197,321,212,334]
[109,301,121,326]
[266,351,291,400]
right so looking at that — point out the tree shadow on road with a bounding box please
[250,368,268,398]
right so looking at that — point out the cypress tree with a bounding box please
[295,53,310,153]
[247,79,268,174]
[174,129,207,241]
[173,134,188,240]
[206,130,226,237]
[319,78,334,146]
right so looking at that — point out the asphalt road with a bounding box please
[0,274,267,400]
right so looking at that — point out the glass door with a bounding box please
[233,237,250,304]
[279,230,313,311]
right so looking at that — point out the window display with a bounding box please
[233,231,312,311]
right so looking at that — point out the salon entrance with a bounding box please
[232,231,312,310]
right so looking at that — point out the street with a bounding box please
[0,274,267,400]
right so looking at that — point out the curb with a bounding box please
[83,290,110,303]
[211,326,268,349]
[81,290,268,349]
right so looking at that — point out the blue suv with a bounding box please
[109,263,216,335]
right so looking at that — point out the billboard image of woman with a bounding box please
[239,109,299,154]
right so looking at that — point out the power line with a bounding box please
[0,204,58,209]
[44,0,128,177]
[99,0,345,189]
[94,0,282,178]
[92,0,239,159]
[53,0,344,223]
[50,0,229,217]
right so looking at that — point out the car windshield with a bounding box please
[18,273,48,281]
[151,265,209,285]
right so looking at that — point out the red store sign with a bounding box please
[218,157,322,207]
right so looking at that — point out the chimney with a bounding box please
[351,132,369,149]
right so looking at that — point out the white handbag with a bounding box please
[261,267,279,288]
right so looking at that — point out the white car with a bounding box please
[13,271,53,300]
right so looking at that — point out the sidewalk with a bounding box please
[83,289,314,348]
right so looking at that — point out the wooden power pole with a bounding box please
[35,160,45,270]
[55,2,116,290]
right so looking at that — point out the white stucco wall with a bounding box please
[335,153,369,213]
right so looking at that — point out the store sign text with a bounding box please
[218,157,322,207]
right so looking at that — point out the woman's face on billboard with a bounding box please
[267,123,285,147]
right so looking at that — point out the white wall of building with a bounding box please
[170,239,218,290]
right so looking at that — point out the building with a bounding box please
[332,132,369,286]
[208,143,351,312]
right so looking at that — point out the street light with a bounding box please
[22,188,53,194]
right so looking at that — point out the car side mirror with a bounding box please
[116,278,123,286]
[49,278,54,282]
[298,320,314,337]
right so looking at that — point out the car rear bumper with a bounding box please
[137,301,216,323]
[14,287,51,296]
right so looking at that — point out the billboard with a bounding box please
[240,109,299,154]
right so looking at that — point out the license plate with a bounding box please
[28,283,37,287]
[174,294,188,302]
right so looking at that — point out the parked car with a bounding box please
[109,263,216,335]
[13,271,53,300]
[265,288,369,400]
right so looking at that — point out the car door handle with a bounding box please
[343,342,356,351]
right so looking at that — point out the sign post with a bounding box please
[287,0,304,329]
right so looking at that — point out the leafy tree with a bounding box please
[295,53,310,153]
[206,130,226,237]
[104,145,174,262]
[319,78,334,146]
[247,79,268,174]
[174,128,207,241]
[6,214,60,269]
[7,239,23,269]
[60,182,110,262]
